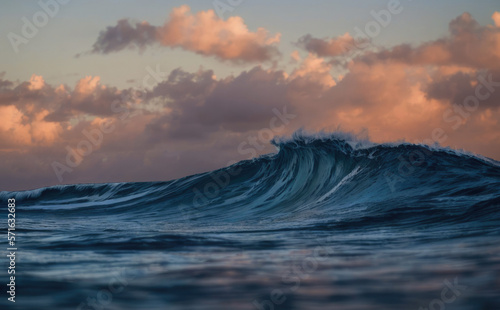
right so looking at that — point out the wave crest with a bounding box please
[3,132,500,227]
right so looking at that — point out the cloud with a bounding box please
[91,19,157,54]
[289,53,336,88]
[425,70,500,110]
[28,74,45,90]
[0,74,139,124]
[290,50,301,62]
[0,79,13,89]
[0,105,62,149]
[296,33,369,58]
[357,13,500,70]
[493,11,500,27]
[145,66,291,140]
[91,5,281,63]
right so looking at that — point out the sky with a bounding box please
[1,0,499,191]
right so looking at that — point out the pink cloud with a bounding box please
[493,11,500,27]
[358,13,500,70]
[28,74,45,91]
[91,5,281,63]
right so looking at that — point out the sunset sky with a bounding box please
[1,0,500,191]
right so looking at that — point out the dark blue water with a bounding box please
[2,134,500,309]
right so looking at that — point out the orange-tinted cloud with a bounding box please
[0,105,62,148]
[357,13,500,70]
[91,5,281,63]
[28,74,45,90]
[289,53,336,88]
[493,11,500,27]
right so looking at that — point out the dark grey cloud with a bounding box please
[426,70,500,109]
[92,19,158,54]
[296,33,369,58]
[144,66,292,142]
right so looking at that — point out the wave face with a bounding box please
[2,133,500,310]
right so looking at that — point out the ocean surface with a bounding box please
[1,134,500,309]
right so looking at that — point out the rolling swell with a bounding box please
[5,134,500,228]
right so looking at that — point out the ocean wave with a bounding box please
[3,132,500,227]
